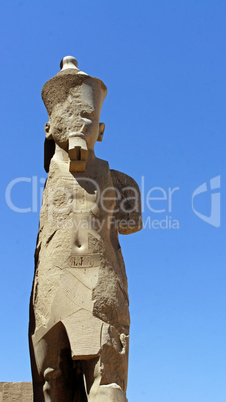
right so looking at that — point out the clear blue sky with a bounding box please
[0,1,225,401]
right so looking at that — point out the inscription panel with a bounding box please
[68,254,101,268]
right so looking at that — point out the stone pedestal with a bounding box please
[0,382,32,401]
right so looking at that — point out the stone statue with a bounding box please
[29,56,142,402]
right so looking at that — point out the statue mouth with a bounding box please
[68,133,88,172]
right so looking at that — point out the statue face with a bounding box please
[48,80,104,151]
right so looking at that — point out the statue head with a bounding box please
[42,56,107,172]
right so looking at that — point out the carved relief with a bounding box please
[68,254,101,268]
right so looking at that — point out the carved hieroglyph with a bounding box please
[29,56,142,401]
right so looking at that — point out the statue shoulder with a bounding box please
[110,169,139,190]
[110,169,143,235]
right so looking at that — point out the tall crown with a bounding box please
[41,56,107,117]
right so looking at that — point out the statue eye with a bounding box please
[81,111,95,119]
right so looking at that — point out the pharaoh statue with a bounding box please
[29,56,142,401]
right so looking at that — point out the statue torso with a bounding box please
[32,156,130,352]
